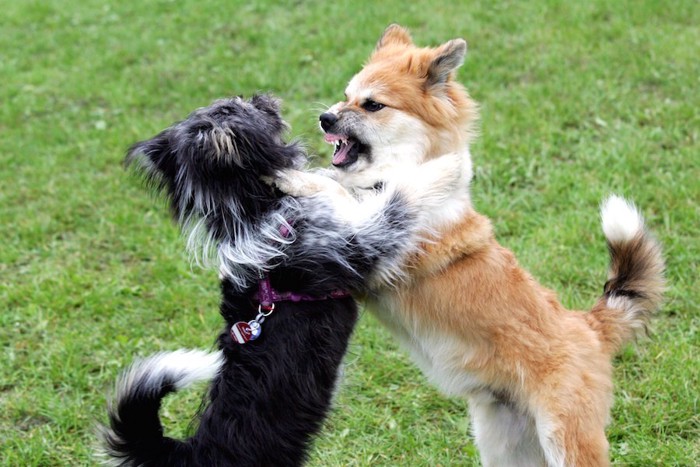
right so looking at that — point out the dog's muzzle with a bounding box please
[319,112,366,168]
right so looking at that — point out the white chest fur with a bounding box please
[371,293,485,398]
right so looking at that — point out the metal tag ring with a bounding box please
[258,303,275,316]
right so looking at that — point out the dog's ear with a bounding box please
[251,93,281,116]
[426,39,467,89]
[125,130,175,189]
[375,24,413,51]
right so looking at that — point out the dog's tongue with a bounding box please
[332,140,355,166]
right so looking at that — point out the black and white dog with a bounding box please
[102,94,462,466]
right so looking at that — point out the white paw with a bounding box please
[272,169,317,197]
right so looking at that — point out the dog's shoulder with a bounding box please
[408,210,494,277]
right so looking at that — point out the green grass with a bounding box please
[1,0,698,465]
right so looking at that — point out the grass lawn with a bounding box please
[1,0,698,465]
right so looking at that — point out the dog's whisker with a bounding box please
[309,102,331,113]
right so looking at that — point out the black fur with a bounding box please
[103,95,418,466]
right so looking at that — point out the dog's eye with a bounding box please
[362,99,385,112]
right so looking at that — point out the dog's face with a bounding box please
[127,94,305,222]
[320,25,478,186]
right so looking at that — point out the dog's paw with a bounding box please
[273,169,344,198]
[274,169,358,223]
[271,169,313,197]
[309,166,338,180]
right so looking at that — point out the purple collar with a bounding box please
[230,273,351,345]
[254,273,351,308]
[229,220,352,345]
[255,222,350,303]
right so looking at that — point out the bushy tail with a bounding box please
[101,349,223,466]
[587,195,665,355]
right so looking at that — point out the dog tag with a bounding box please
[230,321,254,344]
[248,320,262,340]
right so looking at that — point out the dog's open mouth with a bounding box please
[324,134,366,168]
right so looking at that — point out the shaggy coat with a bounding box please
[102,94,455,466]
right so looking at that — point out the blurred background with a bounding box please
[1,0,697,464]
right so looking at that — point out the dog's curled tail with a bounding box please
[587,195,665,355]
[100,349,223,466]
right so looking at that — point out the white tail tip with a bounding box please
[601,195,643,243]
[120,349,224,394]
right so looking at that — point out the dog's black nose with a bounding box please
[319,112,338,132]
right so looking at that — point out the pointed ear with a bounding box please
[426,39,467,88]
[375,24,413,51]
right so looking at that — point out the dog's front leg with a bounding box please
[271,169,351,199]
[271,169,362,223]
[308,166,338,180]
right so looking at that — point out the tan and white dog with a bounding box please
[309,25,665,466]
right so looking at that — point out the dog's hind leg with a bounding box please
[468,392,546,467]
[534,415,610,467]
[532,388,611,467]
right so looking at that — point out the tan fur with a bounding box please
[387,211,615,465]
[349,41,478,159]
[331,25,665,466]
